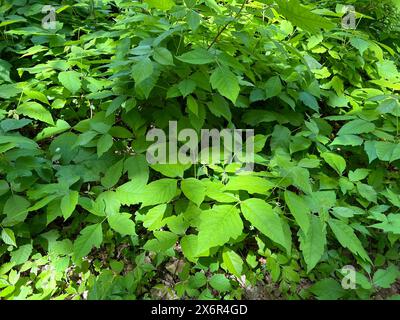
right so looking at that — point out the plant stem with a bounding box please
[207,0,248,50]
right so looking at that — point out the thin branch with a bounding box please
[207,0,248,50]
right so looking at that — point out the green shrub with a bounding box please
[0,0,399,300]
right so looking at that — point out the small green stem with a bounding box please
[207,0,248,50]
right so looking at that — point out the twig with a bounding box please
[207,0,248,50]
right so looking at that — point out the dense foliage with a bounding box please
[0,0,400,300]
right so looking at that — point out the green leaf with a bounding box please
[106,96,126,116]
[60,190,79,220]
[0,85,22,101]
[364,140,378,163]
[332,206,364,218]
[189,272,207,289]
[116,180,145,206]
[203,180,238,203]
[377,60,399,81]
[371,214,400,234]
[241,199,292,255]
[143,231,177,252]
[124,155,149,187]
[265,76,282,99]
[252,135,268,153]
[0,18,27,28]
[132,58,153,84]
[49,239,73,256]
[209,274,231,292]
[356,182,377,203]
[1,118,32,132]
[308,191,336,213]
[141,179,178,207]
[350,37,370,55]
[348,169,370,182]
[299,215,326,273]
[310,279,345,300]
[288,166,313,194]
[135,72,158,99]
[224,176,274,195]
[101,159,124,189]
[24,90,49,105]
[375,142,394,162]
[196,205,243,254]
[151,163,191,178]
[181,178,206,206]
[181,235,203,262]
[187,95,198,116]
[97,133,113,157]
[208,94,232,121]
[222,248,243,277]
[187,10,200,31]
[330,76,344,95]
[355,272,373,290]
[204,0,222,13]
[109,126,133,138]
[377,98,400,115]
[373,265,399,289]
[178,79,196,97]
[95,191,121,216]
[271,125,290,150]
[1,228,16,247]
[10,244,33,265]
[35,119,70,141]
[383,189,400,208]
[210,67,240,103]
[153,47,174,66]
[284,191,310,232]
[290,136,312,153]
[277,0,336,33]
[143,204,167,231]
[0,180,9,196]
[2,195,30,226]
[58,71,81,94]
[0,59,11,83]
[73,223,103,260]
[108,213,136,236]
[74,130,98,147]
[328,219,371,263]
[321,152,346,176]
[17,102,54,125]
[330,135,363,147]
[79,197,106,217]
[375,142,400,162]
[177,48,214,64]
[145,0,175,10]
[337,119,375,136]
[299,91,319,111]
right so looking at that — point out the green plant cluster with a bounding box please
[0,0,399,300]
